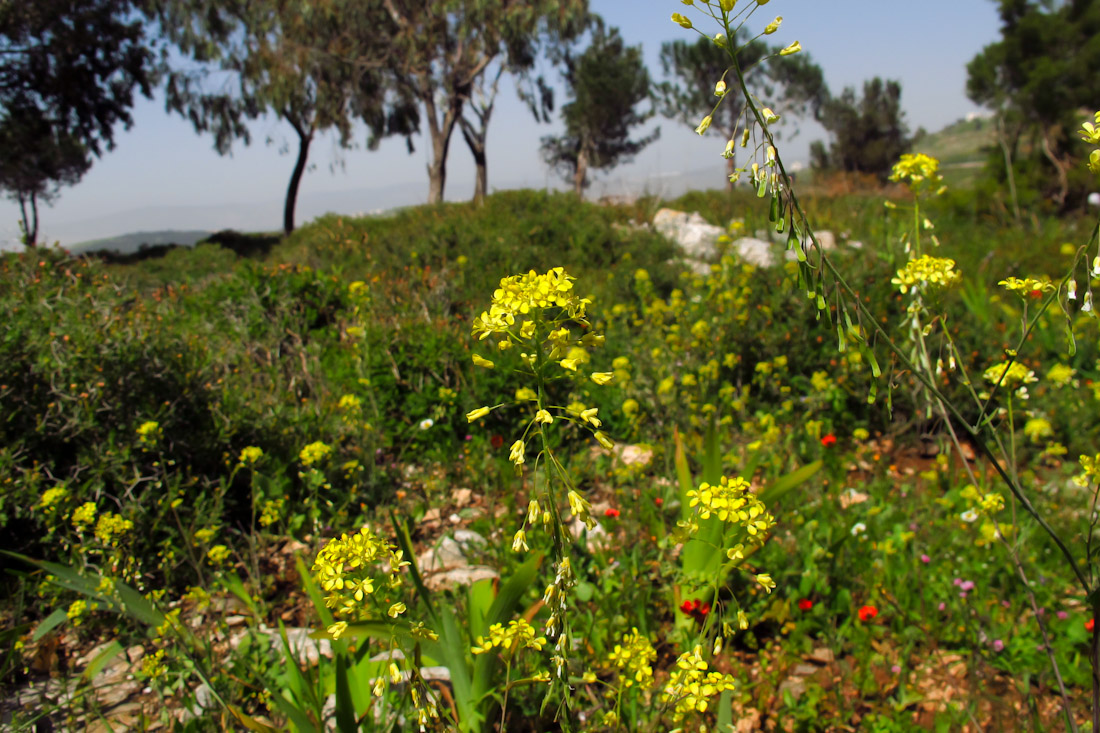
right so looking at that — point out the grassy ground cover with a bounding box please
[1,187,1098,731]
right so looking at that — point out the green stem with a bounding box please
[726,46,1090,594]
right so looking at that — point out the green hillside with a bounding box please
[914,115,995,188]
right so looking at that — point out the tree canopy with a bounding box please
[967,0,1100,208]
[810,78,911,179]
[375,0,589,204]
[0,0,156,244]
[657,31,826,189]
[147,0,418,234]
[541,23,658,196]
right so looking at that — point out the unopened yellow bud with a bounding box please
[671,13,692,28]
[764,16,781,34]
[719,0,735,12]
[779,40,801,56]
[714,80,727,97]
[695,115,713,135]
[761,108,779,124]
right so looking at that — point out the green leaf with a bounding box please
[83,640,124,682]
[759,460,821,506]
[32,608,67,642]
[334,654,357,733]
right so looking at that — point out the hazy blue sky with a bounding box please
[1,0,1002,247]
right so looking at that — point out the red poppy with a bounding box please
[490,434,504,449]
[1087,618,1095,633]
[680,598,711,621]
[654,497,664,507]
[858,604,878,622]
[1029,289,1043,299]
[821,434,837,448]
[798,599,814,611]
[604,508,620,518]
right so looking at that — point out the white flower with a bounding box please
[419,418,434,430]
[960,509,978,523]
[850,522,867,536]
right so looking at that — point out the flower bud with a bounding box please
[764,16,781,34]
[779,40,802,56]
[714,80,727,97]
[671,12,692,28]
[695,115,713,135]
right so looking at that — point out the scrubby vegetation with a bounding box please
[1,181,1098,730]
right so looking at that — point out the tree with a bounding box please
[810,78,911,179]
[1,0,156,244]
[455,6,587,204]
[0,104,91,245]
[377,0,588,204]
[150,0,417,234]
[541,23,658,196]
[967,0,1100,209]
[657,31,827,190]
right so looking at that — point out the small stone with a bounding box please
[453,529,487,551]
[808,647,834,665]
[423,566,499,592]
[417,536,466,571]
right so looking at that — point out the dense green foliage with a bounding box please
[541,24,658,195]
[3,187,1099,729]
[810,78,912,179]
[966,0,1100,209]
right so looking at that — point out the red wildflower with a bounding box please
[654,497,664,507]
[798,599,814,612]
[858,605,878,622]
[1029,289,1043,299]
[1087,618,1095,633]
[604,508,620,518]
[821,434,837,448]
[490,434,504,449]
[680,598,710,622]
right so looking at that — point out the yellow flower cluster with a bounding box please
[472,267,590,341]
[1080,111,1100,172]
[661,645,738,722]
[471,619,547,656]
[38,486,68,514]
[982,361,1037,389]
[136,420,161,446]
[312,526,408,636]
[299,440,333,467]
[686,476,774,540]
[891,255,962,295]
[71,501,96,531]
[889,153,946,195]
[94,512,133,545]
[238,446,263,465]
[606,628,656,689]
[998,277,1054,296]
[1074,453,1100,488]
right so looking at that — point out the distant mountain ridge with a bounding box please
[70,230,214,255]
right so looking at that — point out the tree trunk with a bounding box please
[423,79,464,205]
[284,117,314,235]
[573,147,589,197]
[1040,128,1070,210]
[459,118,487,205]
[18,192,38,247]
[995,114,1020,222]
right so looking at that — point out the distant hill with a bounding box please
[69,230,213,256]
[914,115,995,188]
